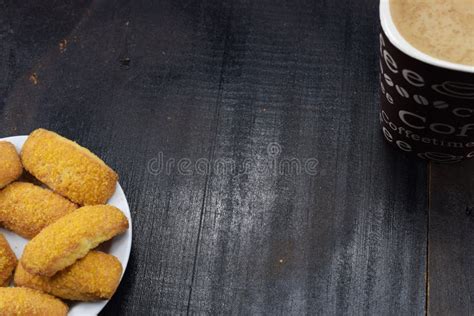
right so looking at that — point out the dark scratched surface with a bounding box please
[0,0,472,315]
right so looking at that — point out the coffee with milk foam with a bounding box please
[390,0,474,66]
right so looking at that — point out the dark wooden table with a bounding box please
[1,0,473,315]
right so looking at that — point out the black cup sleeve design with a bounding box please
[379,30,474,162]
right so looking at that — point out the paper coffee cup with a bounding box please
[379,0,474,163]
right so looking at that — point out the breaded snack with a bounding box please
[0,287,68,316]
[0,141,23,189]
[21,205,128,277]
[15,251,122,301]
[0,182,78,239]
[0,234,16,286]
[21,128,118,205]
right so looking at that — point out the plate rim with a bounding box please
[0,134,133,315]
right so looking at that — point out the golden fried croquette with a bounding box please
[0,287,68,316]
[0,234,16,286]
[15,251,122,301]
[21,128,118,205]
[0,182,78,239]
[0,141,23,189]
[21,205,128,277]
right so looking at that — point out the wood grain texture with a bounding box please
[186,1,428,315]
[429,161,474,316]
[0,0,431,315]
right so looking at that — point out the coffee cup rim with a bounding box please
[380,0,474,74]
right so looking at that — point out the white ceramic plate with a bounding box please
[0,135,132,316]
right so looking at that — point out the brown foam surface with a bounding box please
[390,0,474,66]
